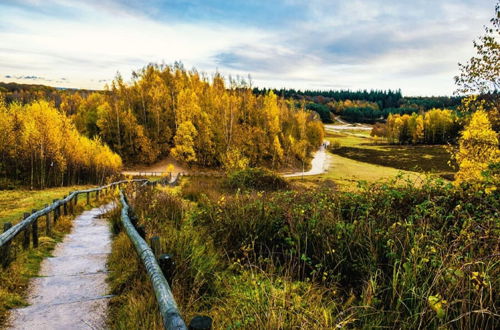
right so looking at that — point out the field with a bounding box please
[323,126,455,180]
[0,186,92,226]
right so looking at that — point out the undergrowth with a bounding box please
[107,177,499,329]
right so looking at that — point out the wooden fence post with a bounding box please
[52,199,59,223]
[45,204,51,236]
[22,212,30,249]
[189,316,213,330]
[31,209,39,248]
[1,222,13,268]
[150,236,160,258]
[86,192,90,205]
[158,254,174,284]
[96,190,100,201]
[63,196,68,215]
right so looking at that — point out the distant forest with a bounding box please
[2,82,463,124]
[0,67,324,170]
[253,87,463,123]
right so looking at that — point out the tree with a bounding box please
[171,121,198,164]
[455,1,500,130]
[455,109,499,183]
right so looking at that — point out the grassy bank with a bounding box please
[0,185,92,226]
[106,173,499,329]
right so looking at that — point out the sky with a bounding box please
[0,0,495,95]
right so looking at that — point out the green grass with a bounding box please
[322,130,455,184]
[316,153,423,189]
[0,185,92,226]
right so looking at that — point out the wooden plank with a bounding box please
[1,222,12,268]
[31,209,38,248]
[23,212,30,249]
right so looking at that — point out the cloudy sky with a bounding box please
[0,0,494,95]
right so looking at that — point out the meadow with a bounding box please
[0,186,91,226]
[106,171,499,329]
[324,128,455,181]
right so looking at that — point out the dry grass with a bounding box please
[0,185,92,226]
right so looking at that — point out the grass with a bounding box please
[106,179,499,329]
[0,185,92,226]
[315,130,455,188]
[315,153,422,189]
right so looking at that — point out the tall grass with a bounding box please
[107,178,499,329]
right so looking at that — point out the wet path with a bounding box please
[7,202,115,330]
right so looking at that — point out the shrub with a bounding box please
[225,167,289,191]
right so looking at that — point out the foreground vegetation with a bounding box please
[107,171,499,329]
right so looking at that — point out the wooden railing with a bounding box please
[0,179,147,267]
[119,191,187,329]
[0,175,210,329]
[119,174,212,330]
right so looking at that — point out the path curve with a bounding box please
[284,143,331,177]
[7,202,115,330]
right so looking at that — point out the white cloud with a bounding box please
[0,0,495,95]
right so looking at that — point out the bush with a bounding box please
[225,167,289,191]
[327,140,341,151]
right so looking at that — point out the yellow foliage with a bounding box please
[455,109,500,184]
[222,149,249,171]
[0,101,122,188]
[171,121,198,164]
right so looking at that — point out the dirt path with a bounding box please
[284,143,332,177]
[7,202,115,330]
[122,156,186,176]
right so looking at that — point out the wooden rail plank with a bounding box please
[0,179,147,248]
[119,191,187,330]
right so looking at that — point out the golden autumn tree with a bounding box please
[455,109,500,183]
[171,121,198,164]
[0,100,122,188]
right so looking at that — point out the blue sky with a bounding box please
[0,0,494,95]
